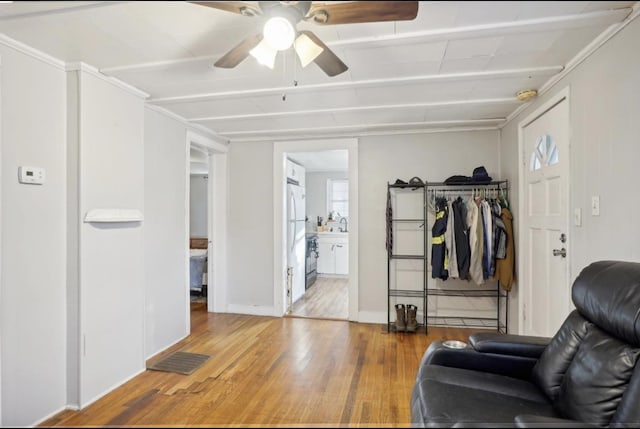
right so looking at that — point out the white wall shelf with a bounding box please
[84,209,144,223]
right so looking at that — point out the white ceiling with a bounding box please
[0,1,637,143]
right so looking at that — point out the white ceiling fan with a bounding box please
[192,1,419,76]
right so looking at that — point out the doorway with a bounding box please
[273,138,358,321]
[186,131,228,318]
[518,88,571,337]
[189,146,209,305]
[287,150,349,320]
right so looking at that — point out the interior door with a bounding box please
[522,97,570,337]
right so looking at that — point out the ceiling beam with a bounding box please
[147,66,563,105]
[188,98,519,123]
[0,1,128,21]
[100,8,629,75]
[218,120,503,142]
[220,119,503,136]
[329,8,632,48]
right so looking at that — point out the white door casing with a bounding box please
[518,89,571,337]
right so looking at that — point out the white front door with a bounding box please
[521,96,570,337]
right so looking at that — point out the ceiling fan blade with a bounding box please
[297,30,347,77]
[190,1,261,17]
[214,33,263,68]
[307,1,418,25]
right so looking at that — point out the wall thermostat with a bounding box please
[18,166,45,185]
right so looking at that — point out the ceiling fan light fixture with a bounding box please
[294,33,324,68]
[249,39,277,69]
[263,16,296,51]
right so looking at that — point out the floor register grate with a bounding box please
[147,351,210,375]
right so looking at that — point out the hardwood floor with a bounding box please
[289,276,348,320]
[42,303,488,427]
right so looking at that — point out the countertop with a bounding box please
[306,231,348,237]
[315,231,348,238]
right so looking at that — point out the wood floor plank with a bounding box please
[41,304,490,427]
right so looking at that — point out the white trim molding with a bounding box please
[0,33,65,70]
[65,62,149,99]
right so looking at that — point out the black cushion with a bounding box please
[554,326,640,426]
[412,365,557,426]
[572,260,640,347]
[469,333,550,358]
[531,311,592,401]
[611,360,640,425]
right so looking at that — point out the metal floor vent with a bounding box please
[147,351,210,375]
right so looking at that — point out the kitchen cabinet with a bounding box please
[316,234,348,275]
[334,242,349,275]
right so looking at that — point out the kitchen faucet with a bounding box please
[339,217,348,232]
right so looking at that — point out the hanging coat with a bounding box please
[445,199,459,279]
[467,197,484,285]
[452,197,470,279]
[385,188,393,252]
[431,197,449,280]
[494,207,515,291]
[481,200,493,279]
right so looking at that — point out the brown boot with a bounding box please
[406,304,418,333]
[395,304,406,332]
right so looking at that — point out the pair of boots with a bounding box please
[395,304,418,332]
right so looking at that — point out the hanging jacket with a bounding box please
[467,197,484,285]
[494,207,515,291]
[431,197,449,280]
[385,188,393,252]
[445,199,459,279]
[452,197,470,279]
[481,200,493,279]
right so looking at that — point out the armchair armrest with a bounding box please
[418,340,538,380]
[514,414,599,428]
[469,333,551,359]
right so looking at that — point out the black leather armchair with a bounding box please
[411,260,640,427]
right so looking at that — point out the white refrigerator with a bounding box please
[287,180,306,305]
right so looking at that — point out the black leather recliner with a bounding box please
[410,260,640,427]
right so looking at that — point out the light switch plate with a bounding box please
[591,196,600,216]
[574,208,582,226]
[18,166,45,185]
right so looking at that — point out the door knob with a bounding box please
[553,248,567,258]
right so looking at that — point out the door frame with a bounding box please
[273,138,359,321]
[517,86,571,334]
[186,130,228,317]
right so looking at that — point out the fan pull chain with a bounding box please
[282,50,299,101]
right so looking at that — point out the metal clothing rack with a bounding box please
[425,181,509,334]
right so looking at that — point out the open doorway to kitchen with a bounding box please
[287,150,349,320]
[273,138,358,322]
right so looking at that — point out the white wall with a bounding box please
[227,131,500,318]
[227,142,275,310]
[190,175,208,238]
[358,131,501,320]
[0,45,67,426]
[499,15,640,334]
[144,107,189,360]
[306,171,348,232]
[71,68,146,408]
